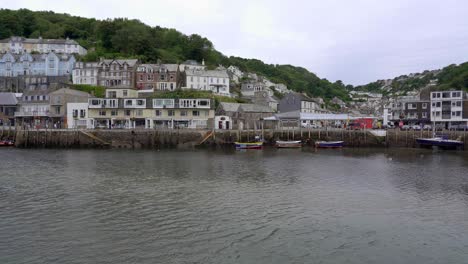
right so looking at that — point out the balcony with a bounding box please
[15,111,49,117]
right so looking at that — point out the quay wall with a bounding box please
[5,128,468,150]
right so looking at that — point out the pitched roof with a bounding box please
[0,36,80,45]
[0,93,18,105]
[101,59,138,67]
[239,104,275,113]
[186,69,229,78]
[48,88,91,97]
[219,102,240,112]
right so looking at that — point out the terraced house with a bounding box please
[86,90,214,129]
[0,36,87,55]
[0,52,75,92]
[135,64,179,91]
[98,59,138,88]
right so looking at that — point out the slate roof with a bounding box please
[0,36,79,45]
[239,104,275,113]
[186,69,229,78]
[219,102,240,112]
[0,93,18,105]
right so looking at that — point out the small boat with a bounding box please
[276,140,302,148]
[416,136,463,149]
[0,140,15,147]
[315,140,344,148]
[234,142,263,149]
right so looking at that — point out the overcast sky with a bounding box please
[5,0,468,85]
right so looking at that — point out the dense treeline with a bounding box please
[354,63,468,94]
[0,8,350,101]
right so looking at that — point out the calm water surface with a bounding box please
[1,147,468,264]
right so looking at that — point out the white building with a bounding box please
[179,60,206,72]
[72,62,99,85]
[67,102,92,129]
[0,36,87,55]
[430,90,467,126]
[184,69,230,96]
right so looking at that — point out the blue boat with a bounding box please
[315,140,344,148]
[416,136,463,149]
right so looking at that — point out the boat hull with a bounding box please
[416,138,463,149]
[315,141,344,148]
[275,140,302,148]
[235,142,263,149]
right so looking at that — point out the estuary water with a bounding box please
[0,147,468,264]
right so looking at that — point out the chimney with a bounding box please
[202,59,205,66]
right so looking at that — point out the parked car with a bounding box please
[301,123,320,128]
[422,124,432,130]
[400,125,410,130]
[411,125,422,131]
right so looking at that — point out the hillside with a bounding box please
[354,62,468,95]
[0,8,350,101]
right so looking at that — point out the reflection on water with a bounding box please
[0,147,468,264]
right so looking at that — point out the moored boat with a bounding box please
[416,136,463,149]
[275,140,302,148]
[234,142,263,149]
[0,140,15,147]
[315,140,344,148]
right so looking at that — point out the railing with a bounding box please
[14,111,49,117]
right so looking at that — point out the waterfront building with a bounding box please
[278,92,326,114]
[403,100,431,125]
[67,102,92,129]
[135,64,179,91]
[0,36,87,55]
[14,89,51,128]
[87,97,214,129]
[430,90,468,128]
[184,69,230,96]
[0,92,19,125]
[147,98,214,129]
[48,88,91,128]
[216,102,274,130]
[14,88,91,128]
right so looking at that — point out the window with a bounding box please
[111,110,118,116]
[180,110,187,116]
[168,110,175,116]
[136,110,143,116]
[80,110,86,118]
[123,90,128,96]
[422,103,427,109]
[452,91,461,98]
[99,110,106,116]
[436,102,441,107]
[137,100,144,106]
[192,110,200,116]
[407,103,416,110]
[155,110,161,116]
[422,112,427,118]
[442,92,450,98]
[125,100,133,106]
[125,110,131,116]
[72,110,78,118]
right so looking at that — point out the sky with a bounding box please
[4,0,468,85]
